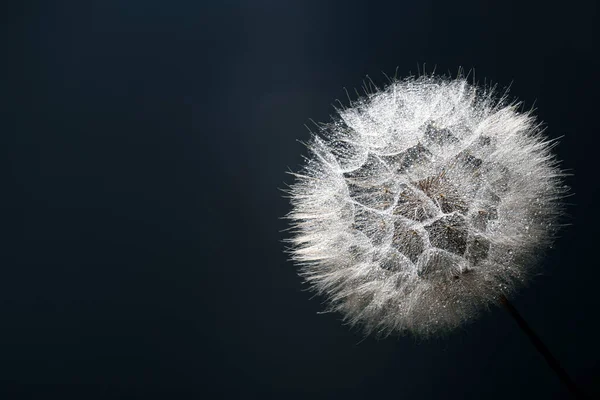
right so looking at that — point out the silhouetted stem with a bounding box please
[500,295,586,399]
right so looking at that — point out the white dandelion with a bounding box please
[285,71,567,338]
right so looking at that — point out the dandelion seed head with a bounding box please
[285,73,566,337]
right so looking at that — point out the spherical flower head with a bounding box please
[286,73,567,337]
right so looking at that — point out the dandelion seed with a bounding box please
[285,72,566,337]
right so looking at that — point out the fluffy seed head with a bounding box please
[285,73,566,337]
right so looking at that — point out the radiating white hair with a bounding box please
[285,72,567,337]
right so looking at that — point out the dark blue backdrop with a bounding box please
[2,1,598,399]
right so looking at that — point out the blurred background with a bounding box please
[2,1,598,399]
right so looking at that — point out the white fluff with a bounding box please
[285,73,566,337]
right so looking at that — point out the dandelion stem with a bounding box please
[500,295,586,399]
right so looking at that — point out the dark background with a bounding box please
[2,1,599,399]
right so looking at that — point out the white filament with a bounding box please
[286,74,566,337]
